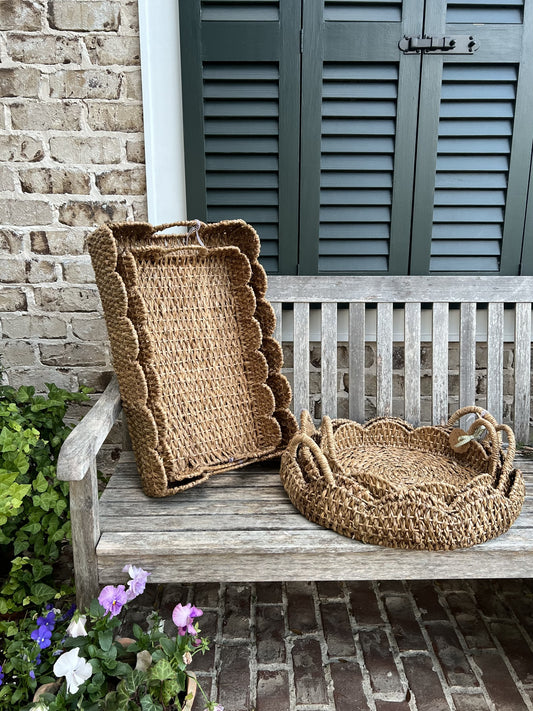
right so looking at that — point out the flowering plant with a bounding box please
[0,565,221,711]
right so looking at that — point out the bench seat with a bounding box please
[96,452,533,584]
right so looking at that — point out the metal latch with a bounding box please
[399,35,479,54]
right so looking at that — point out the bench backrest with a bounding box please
[266,275,533,443]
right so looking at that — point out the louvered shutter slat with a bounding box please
[430,64,518,273]
[318,62,399,273]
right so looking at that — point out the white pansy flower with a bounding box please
[66,614,88,638]
[53,648,93,694]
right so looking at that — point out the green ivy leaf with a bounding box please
[140,694,163,711]
[33,470,49,493]
[149,659,175,683]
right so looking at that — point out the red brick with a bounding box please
[489,621,533,684]
[347,581,382,626]
[408,581,448,621]
[445,593,493,649]
[330,660,370,711]
[222,584,251,638]
[292,637,328,705]
[320,601,356,657]
[190,610,216,672]
[384,595,426,652]
[472,650,529,710]
[256,670,290,711]
[403,654,450,711]
[427,621,478,687]
[375,702,411,711]
[359,628,404,695]
[256,582,282,604]
[256,605,286,664]
[317,581,344,599]
[217,644,251,711]
[378,581,406,595]
[504,590,533,633]
[451,692,490,711]
[287,582,317,633]
[192,675,212,711]
[468,580,512,618]
[191,582,220,609]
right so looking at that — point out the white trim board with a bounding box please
[138,0,187,224]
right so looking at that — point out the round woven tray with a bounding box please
[280,407,525,550]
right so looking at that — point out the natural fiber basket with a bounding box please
[280,408,525,550]
[88,219,296,497]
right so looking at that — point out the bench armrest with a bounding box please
[57,375,122,481]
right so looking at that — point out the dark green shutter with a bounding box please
[178,0,301,273]
[179,0,533,276]
[298,0,424,275]
[410,0,533,274]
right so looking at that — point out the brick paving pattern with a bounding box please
[120,579,533,711]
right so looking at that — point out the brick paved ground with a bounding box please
[119,578,533,711]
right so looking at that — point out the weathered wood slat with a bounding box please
[70,460,100,608]
[272,301,282,345]
[404,302,421,426]
[107,464,283,489]
[514,303,531,444]
[487,302,504,422]
[97,526,533,583]
[266,276,533,303]
[293,302,310,417]
[321,302,338,418]
[432,303,449,425]
[99,513,320,532]
[349,302,366,422]
[100,488,291,505]
[58,376,122,481]
[459,303,477,425]
[376,302,393,417]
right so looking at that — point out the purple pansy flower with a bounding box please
[0,664,4,685]
[123,565,151,602]
[29,670,35,680]
[31,625,52,650]
[172,603,203,636]
[61,603,77,621]
[98,584,128,618]
[36,610,56,631]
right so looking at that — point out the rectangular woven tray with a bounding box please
[88,221,295,497]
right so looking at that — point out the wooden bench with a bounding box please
[57,276,533,607]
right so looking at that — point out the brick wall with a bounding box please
[0,0,146,393]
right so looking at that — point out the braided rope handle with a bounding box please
[286,433,336,486]
[152,220,206,246]
[319,416,339,469]
[300,410,318,437]
[447,406,516,476]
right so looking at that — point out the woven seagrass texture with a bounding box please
[280,407,525,550]
[88,220,296,497]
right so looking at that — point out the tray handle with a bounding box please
[152,220,206,246]
[447,406,516,477]
[286,433,336,486]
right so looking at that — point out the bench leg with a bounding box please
[70,460,100,609]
